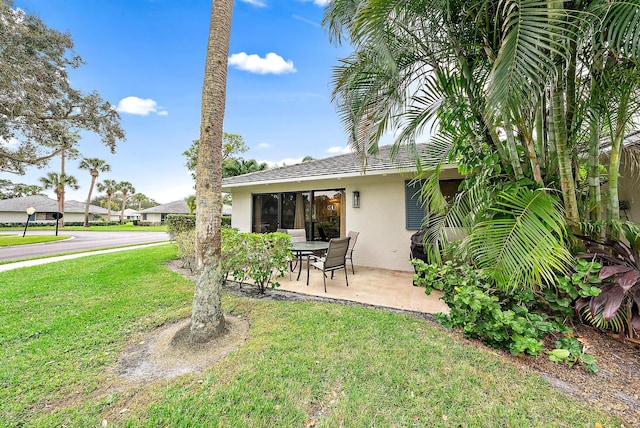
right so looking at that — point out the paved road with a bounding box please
[0,231,170,262]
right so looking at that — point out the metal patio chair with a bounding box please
[306,236,350,292]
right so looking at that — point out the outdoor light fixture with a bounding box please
[23,207,36,237]
[353,191,360,208]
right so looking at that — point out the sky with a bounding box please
[3,0,358,204]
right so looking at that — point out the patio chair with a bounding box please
[279,229,311,277]
[345,231,359,274]
[306,236,350,292]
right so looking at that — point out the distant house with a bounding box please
[117,208,141,220]
[139,200,232,224]
[0,195,108,224]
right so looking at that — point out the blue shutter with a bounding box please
[405,180,425,230]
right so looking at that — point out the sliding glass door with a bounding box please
[252,189,344,240]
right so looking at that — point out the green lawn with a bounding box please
[0,234,70,246]
[0,245,625,427]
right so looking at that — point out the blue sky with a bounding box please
[4,0,355,204]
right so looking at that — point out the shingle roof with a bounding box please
[222,144,423,188]
[139,200,190,214]
[0,195,106,214]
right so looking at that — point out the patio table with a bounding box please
[291,241,329,280]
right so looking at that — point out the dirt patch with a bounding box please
[115,316,249,383]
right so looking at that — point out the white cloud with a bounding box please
[256,142,272,149]
[327,146,352,154]
[313,0,331,5]
[240,0,266,6]
[228,52,296,75]
[116,96,168,116]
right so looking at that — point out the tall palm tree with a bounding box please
[39,172,79,226]
[96,179,118,222]
[132,193,149,210]
[117,181,135,224]
[190,0,234,343]
[78,157,111,227]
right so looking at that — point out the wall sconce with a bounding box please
[353,191,360,208]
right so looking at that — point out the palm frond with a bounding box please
[468,187,573,289]
[487,0,576,115]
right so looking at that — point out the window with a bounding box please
[405,179,463,230]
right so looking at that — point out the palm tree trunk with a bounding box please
[84,171,97,227]
[502,112,524,180]
[606,90,630,237]
[587,114,602,222]
[551,80,580,225]
[190,0,234,343]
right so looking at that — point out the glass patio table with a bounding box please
[291,241,329,280]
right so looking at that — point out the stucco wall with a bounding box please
[617,157,640,223]
[0,212,86,223]
[227,173,426,272]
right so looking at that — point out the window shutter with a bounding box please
[405,180,425,230]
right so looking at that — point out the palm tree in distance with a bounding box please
[185,195,197,215]
[79,157,111,227]
[40,172,79,227]
[132,193,149,210]
[222,158,268,177]
[96,179,118,222]
[117,181,135,224]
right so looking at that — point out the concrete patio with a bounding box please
[277,263,449,315]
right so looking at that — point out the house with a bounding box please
[139,200,232,225]
[0,195,109,224]
[121,208,141,220]
[222,145,461,272]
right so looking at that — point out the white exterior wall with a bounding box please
[0,212,31,223]
[618,158,640,223]
[0,211,86,223]
[144,213,163,223]
[227,172,424,272]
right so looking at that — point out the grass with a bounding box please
[0,245,626,427]
[0,223,167,232]
[0,234,70,246]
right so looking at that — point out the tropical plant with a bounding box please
[323,0,640,285]
[39,172,79,223]
[78,157,111,227]
[117,181,135,224]
[96,179,118,222]
[574,222,640,339]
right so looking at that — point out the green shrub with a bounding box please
[174,230,196,271]
[411,259,596,370]
[166,214,196,239]
[221,215,231,227]
[174,228,293,293]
